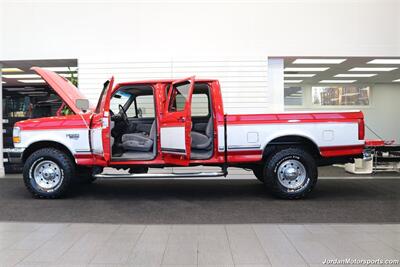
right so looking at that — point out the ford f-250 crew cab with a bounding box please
[13,67,365,199]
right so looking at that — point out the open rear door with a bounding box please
[160,77,195,166]
[90,77,114,164]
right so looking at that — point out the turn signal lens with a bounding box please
[13,127,21,143]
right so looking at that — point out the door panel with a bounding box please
[90,78,114,163]
[160,77,195,166]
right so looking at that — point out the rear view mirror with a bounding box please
[75,99,89,112]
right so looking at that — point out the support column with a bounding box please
[267,57,284,113]
[0,65,4,177]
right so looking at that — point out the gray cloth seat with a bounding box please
[122,121,156,152]
[191,118,212,150]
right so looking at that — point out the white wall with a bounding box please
[286,84,400,142]
[1,0,399,60]
[79,59,270,114]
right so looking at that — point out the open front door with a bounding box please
[90,77,114,164]
[160,77,195,166]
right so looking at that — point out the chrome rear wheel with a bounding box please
[277,159,306,190]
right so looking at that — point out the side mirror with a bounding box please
[75,99,89,112]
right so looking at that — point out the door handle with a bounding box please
[178,117,186,123]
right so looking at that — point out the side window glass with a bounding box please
[168,81,190,112]
[135,95,155,118]
[191,93,209,116]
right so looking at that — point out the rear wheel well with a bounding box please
[22,141,75,164]
[262,135,320,160]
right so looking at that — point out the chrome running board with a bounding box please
[94,171,226,179]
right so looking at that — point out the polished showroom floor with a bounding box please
[0,222,399,267]
[0,167,399,266]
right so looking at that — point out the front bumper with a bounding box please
[3,147,25,164]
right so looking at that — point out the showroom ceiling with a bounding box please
[1,59,77,86]
[283,57,400,85]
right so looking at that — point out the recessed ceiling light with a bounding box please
[335,73,377,77]
[43,67,78,72]
[319,80,356,83]
[3,74,40,79]
[284,80,303,83]
[293,59,346,64]
[349,67,397,72]
[367,59,400,64]
[284,67,329,72]
[1,68,23,73]
[18,79,46,84]
[284,74,315,77]
[393,79,400,82]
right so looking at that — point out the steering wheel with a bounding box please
[118,104,129,126]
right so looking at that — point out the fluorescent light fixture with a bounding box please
[43,67,78,72]
[18,91,47,95]
[18,79,46,84]
[3,74,40,79]
[284,80,303,83]
[284,67,329,72]
[5,87,37,92]
[335,73,377,77]
[349,67,397,72]
[293,58,346,64]
[1,68,23,73]
[368,59,400,64]
[393,79,400,82]
[284,74,316,77]
[319,80,356,83]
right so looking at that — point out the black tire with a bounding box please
[252,166,264,182]
[23,148,75,199]
[75,167,97,184]
[263,147,318,199]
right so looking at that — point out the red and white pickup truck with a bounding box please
[13,67,365,199]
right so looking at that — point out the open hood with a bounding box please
[31,67,89,114]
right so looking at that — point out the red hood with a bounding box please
[32,67,89,114]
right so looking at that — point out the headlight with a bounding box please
[13,127,21,143]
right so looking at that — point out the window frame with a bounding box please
[165,83,212,118]
[110,85,157,118]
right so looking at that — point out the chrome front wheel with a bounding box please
[33,160,63,191]
[23,148,74,198]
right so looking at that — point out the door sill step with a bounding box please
[94,171,226,179]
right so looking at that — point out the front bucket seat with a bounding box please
[122,120,156,152]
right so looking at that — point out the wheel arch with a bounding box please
[22,141,75,164]
[262,135,321,160]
